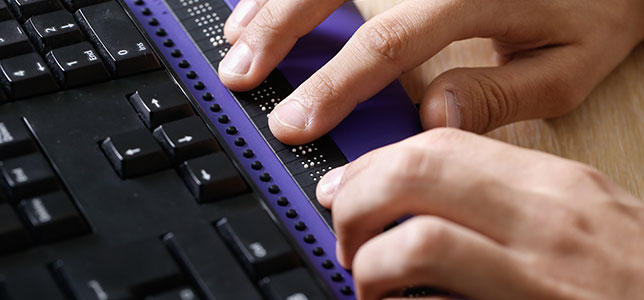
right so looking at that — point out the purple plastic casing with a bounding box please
[124,0,421,298]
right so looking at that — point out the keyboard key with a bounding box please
[178,152,248,203]
[153,117,220,163]
[101,128,170,178]
[0,203,31,253]
[0,2,13,21]
[216,207,299,278]
[60,0,107,12]
[0,153,59,200]
[0,52,58,98]
[52,238,188,300]
[45,42,110,88]
[16,191,89,243]
[260,268,328,300]
[75,1,160,77]
[128,85,194,129]
[7,0,62,20]
[145,287,200,300]
[0,20,33,59]
[163,228,264,300]
[0,117,37,160]
[24,10,84,53]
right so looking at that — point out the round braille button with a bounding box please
[243,149,254,158]
[277,196,288,206]
[259,173,271,182]
[331,273,344,282]
[234,138,245,146]
[322,260,334,269]
[341,286,353,295]
[294,221,306,231]
[179,60,190,68]
[202,92,213,101]
[149,18,159,26]
[226,126,237,135]
[142,8,151,15]
[209,104,221,112]
[218,115,229,124]
[251,161,262,170]
[303,234,315,244]
[268,185,280,194]
[171,49,182,57]
[312,247,324,256]
[186,71,197,79]
[156,28,166,37]
[162,39,173,47]
[285,209,297,218]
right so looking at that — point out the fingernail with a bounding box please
[219,41,252,76]
[317,165,347,205]
[271,100,309,131]
[444,90,461,128]
[228,0,259,29]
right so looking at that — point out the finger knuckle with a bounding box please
[300,71,340,108]
[252,4,283,34]
[417,127,469,154]
[400,217,452,267]
[543,205,590,253]
[355,17,408,66]
[469,72,518,133]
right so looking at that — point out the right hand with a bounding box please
[218,0,644,145]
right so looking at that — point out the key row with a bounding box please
[0,1,160,99]
[0,0,109,22]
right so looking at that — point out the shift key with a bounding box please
[74,1,159,77]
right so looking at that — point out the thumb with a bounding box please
[420,46,589,133]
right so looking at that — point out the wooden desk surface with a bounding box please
[356,1,644,199]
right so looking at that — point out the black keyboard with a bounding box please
[0,0,423,298]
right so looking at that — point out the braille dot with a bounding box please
[303,234,315,244]
[285,209,297,218]
[149,18,159,26]
[259,172,271,182]
[186,70,197,79]
[171,49,182,57]
[142,8,151,15]
[242,149,254,158]
[294,221,306,231]
[322,260,334,269]
[269,185,280,194]
[226,126,237,134]
[312,247,324,256]
[218,115,229,123]
[234,137,245,146]
[156,28,166,36]
[134,0,144,5]
[194,81,205,90]
[331,273,344,282]
[341,286,354,295]
[202,92,213,100]
[162,39,173,47]
[251,161,262,170]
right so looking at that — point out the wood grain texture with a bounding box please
[355,0,644,199]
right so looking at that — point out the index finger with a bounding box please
[267,0,495,145]
[218,0,345,91]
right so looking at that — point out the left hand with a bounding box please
[316,128,644,300]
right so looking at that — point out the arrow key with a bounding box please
[128,84,194,129]
[0,52,58,99]
[24,10,84,53]
[101,128,170,179]
[45,42,110,88]
[178,152,248,203]
[153,116,220,163]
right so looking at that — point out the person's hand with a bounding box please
[218,0,644,145]
[312,128,644,300]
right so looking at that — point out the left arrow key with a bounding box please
[101,128,170,179]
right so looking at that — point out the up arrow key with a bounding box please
[150,98,160,108]
[125,148,141,156]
